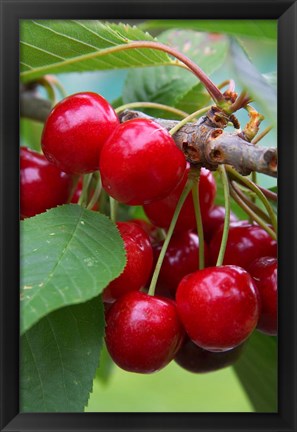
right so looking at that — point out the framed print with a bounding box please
[0,0,297,431]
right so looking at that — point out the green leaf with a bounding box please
[20,118,43,151]
[229,39,277,125]
[20,296,104,412]
[175,84,211,115]
[263,71,277,89]
[122,30,228,117]
[141,20,277,40]
[234,332,277,412]
[95,342,114,385]
[20,204,125,334]
[20,20,171,83]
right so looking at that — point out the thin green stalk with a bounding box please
[109,196,118,223]
[148,178,194,296]
[216,166,231,267]
[250,171,257,214]
[67,175,80,203]
[231,181,271,224]
[115,102,188,118]
[227,166,277,235]
[37,77,56,105]
[230,184,277,240]
[77,174,92,207]
[191,171,205,270]
[87,176,102,210]
[169,106,211,136]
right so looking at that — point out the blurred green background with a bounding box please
[21,19,277,413]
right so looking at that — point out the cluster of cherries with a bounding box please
[21,92,277,375]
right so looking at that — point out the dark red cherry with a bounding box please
[248,256,277,335]
[176,265,260,351]
[102,222,153,303]
[143,165,216,233]
[154,231,209,297]
[42,92,119,174]
[99,118,186,205]
[175,337,244,373]
[202,205,238,243]
[105,291,185,373]
[209,222,277,269]
[20,146,73,219]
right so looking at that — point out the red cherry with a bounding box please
[102,222,153,303]
[154,231,209,297]
[209,221,277,269]
[202,205,238,243]
[20,147,73,219]
[143,165,216,233]
[175,337,244,373]
[176,265,260,351]
[99,118,186,205]
[42,92,119,174]
[71,177,99,211]
[248,257,277,335]
[105,291,185,373]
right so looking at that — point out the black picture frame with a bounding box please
[0,0,296,431]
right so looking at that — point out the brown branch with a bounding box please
[19,91,277,178]
[119,109,277,178]
[20,88,52,122]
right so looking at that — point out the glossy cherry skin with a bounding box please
[102,222,153,303]
[202,205,238,243]
[154,231,209,297]
[175,337,244,373]
[99,118,186,205]
[176,265,260,351]
[209,221,277,270]
[248,257,277,335]
[42,92,119,174]
[20,147,73,219]
[105,291,185,373]
[143,165,216,233]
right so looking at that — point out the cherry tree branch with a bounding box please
[119,109,277,178]
[19,91,277,178]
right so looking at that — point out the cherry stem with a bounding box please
[147,177,194,296]
[258,185,277,201]
[109,196,118,223]
[216,165,230,267]
[191,169,205,270]
[47,76,68,99]
[231,181,271,224]
[77,174,92,207]
[37,77,56,105]
[86,174,102,211]
[169,106,211,136]
[229,182,277,240]
[115,102,189,118]
[226,166,277,235]
[67,175,80,204]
